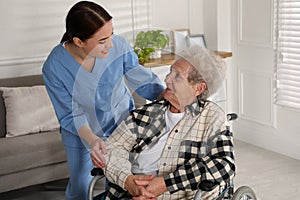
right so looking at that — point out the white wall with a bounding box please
[151,0,189,31]
[0,0,76,78]
[189,0,204,34]
[203,0,218,50]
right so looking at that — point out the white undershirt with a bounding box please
[131,109,185,175]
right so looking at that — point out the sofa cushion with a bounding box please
[0,75,45,138]
[0,130,67,176]
[0,85,59,137]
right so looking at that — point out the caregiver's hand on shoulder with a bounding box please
[90,138,107,168]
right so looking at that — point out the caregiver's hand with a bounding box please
[90,138,107,168]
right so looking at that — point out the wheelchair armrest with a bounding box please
[89,168,105,199]
[91,168,104,176]
[198,180,218,191]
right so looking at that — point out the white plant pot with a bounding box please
[150,49,162,59]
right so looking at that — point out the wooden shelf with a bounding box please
[143,54,176,68]
[216,51,233,58]
[143,51,232,68]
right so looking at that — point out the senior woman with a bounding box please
[102,46,235,200]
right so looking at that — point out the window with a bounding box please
[275,0,300,109]
[105,0,150,45]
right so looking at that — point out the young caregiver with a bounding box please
[42,1,165,199]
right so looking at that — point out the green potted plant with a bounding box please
[134,30,169,64]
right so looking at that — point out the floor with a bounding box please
[1,139,300,200]
[233,140,300,200]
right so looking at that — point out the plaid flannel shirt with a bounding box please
[104,99,235,200]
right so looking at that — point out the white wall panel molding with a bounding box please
[237,0,274,48]
[0,55,45,78]
[238,68,275,127]
[0,55,46,67]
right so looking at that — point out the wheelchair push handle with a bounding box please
[227,113,238,121]
[91,168,104,176]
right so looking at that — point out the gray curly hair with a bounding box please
[176,45,227,99]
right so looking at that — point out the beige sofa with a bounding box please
[0,75,68,193]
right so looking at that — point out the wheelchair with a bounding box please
[88,113,257,200]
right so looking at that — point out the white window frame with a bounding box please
[274,0,300,109]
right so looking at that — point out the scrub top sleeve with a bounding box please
[122,50,165,101]
[42,65,88,136]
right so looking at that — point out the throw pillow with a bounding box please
[0,85,59,137]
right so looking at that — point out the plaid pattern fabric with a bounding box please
[104,99,235,200]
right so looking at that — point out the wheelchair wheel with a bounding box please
[231,186,257,200]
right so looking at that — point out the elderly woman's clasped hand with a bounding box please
[123,174,167,200]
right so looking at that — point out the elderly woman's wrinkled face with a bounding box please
[164,59,201,111]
